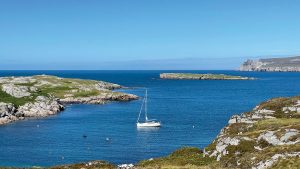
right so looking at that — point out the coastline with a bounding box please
[1,95,299,168]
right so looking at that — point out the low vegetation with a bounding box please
[49,160,115,169]
[0,75,122,107]
[0,89,36,107]
[137,147,217,168]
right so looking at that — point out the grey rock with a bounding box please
[17,96,64,117]
[228,115,241,124]
[253,152,300,169]
[59,93,138,104]
[258,129,299,146]
[0,102,17,124]
[210,137,241,161]
[1,84,31,98]
[280,129,299,142]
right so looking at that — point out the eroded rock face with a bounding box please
[0,102,16,117]
[2,84,31,98]
[0,96,64,125]
[239,59,265,71]
[0,102,17,125]
[59,93,138,104]
[239,56,300,72]
[95,82,121,90]
[258,129,299,146]
[209,137,241,161]
[228,109,275,124]
[17,96,64,117]
[253,152,300,169]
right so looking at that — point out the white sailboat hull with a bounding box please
[137,121,161,127]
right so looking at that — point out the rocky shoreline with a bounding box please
[137,95,300,168]
[202,96,300,168]
[0,75,138,125]
[160,73,253,80]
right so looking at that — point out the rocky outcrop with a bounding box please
[95,82,121,90]
[59,93,138,104]
[228,109,275,124]
[1,84,32,98]
[257,129,299,146]
[0,96,64,125]
[204,96,300,168]
[239,56,300,72]
[253,152,300,169]
[0,102,17,125]
[18,96,64,117]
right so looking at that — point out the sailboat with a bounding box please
[136,89,161,127]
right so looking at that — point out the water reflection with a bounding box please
[136,127,160,132]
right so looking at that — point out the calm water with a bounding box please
[1,70,300,167]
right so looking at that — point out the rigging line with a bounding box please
[137,96,145,123]
[145,89,148,121]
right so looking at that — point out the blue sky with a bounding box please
[1,0,300,70]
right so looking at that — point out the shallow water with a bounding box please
[0,70,300,167]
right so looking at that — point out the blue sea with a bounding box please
[1,70,300,167]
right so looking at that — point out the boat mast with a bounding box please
[137,94,145,123]
[145,89,148,121]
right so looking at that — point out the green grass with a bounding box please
[272,157,300,169]
[38,86,74,98]
[227,140,256,154]
[14,82,37,87]
[225,122,251,135]
[0,160,116,169]
[252,118,300,131]
[49,160,115,169]
[219,140,257,168]
[138,147,215,168]
[73,90,100,98]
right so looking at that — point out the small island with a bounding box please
[160,73,253,80]
[0,75,138,125]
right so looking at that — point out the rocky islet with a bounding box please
[0,75,138,125]
[160,73,253,80]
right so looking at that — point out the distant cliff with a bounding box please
[239,56,300,71]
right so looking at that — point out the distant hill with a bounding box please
[239,56,300,71]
